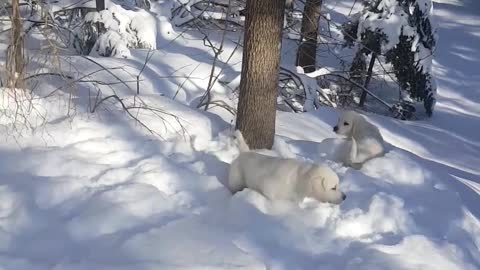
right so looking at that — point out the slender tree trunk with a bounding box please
[235,0,286,149]
[96,0,105,11]
[296,0,322,73]
[350,50,366,84]
[359,52,376,107]
[90,0,105,55]
[10,0,24,87]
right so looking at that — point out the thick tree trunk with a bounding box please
[296,0,322,73]
[235,0,286,149]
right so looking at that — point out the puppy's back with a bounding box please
[354,113,384,143]
[229,152,305,198]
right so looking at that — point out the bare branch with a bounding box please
[137,49,155,95]
[25,72,74,81]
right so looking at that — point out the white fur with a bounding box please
[228,131,346,204]
[316,137,353,164]
[333,110,385,167]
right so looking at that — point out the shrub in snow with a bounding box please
[170,0,299,35]
[343,0,437,117]
[75,4,156,57]
[170,0,245,30]
[110,0,152,10]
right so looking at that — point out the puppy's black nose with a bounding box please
[342,193,346,200]
[333,126,338,132]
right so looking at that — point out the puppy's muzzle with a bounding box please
[333,126,338,132]
[341,192,346,201]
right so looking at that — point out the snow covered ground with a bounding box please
[0,0,479,269]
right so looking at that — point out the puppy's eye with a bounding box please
[343,122,349,126]
[331,186,337,191]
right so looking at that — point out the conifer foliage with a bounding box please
[344,0,437,117]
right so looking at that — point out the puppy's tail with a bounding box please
[233,129,250,152]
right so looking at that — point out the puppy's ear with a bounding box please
[322,175,338,190]
[351,113,365,137]
[321,177,327,190]
[308,177,325,196]
[349,117,356,137]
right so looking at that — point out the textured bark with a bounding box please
[236,0,286,149]
[11,0,24,82]
[296,0,322,73]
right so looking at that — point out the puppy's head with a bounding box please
[307,166,346,204]
[333,110,360,138]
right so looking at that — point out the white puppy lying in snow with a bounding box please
[228,131,346,204]
[333,110,385,167]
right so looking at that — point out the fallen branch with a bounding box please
[294,66,393,109]
[329,73,392,109]
[91,94,161,137]
[208,99,236,115]
[25,72,74,81]
[91,94,189,139]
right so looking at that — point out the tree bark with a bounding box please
[359,52,376,107]
[235,0,286,149]
[296,0,322,73]
[11,0,24,86]
[96,0,105,11]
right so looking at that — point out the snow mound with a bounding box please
[85,4,157,57]
[335,193,413,239]
[0,0,479,269]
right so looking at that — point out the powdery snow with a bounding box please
[0,0,479,269]
[359,3,415,51]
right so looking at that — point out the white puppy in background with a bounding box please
[228,131,346,204]
[333,110,385,168]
